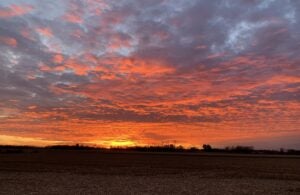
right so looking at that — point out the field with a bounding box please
[0,151,300,194]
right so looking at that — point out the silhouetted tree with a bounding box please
[189,147,200,152]
[202,144,212,152]
[224,145,254,153]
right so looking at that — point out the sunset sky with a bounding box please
[0,0,299,149]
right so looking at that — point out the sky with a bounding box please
[0,0,299,149]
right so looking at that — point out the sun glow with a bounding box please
[95,139,137,148]
[0,135,61,146]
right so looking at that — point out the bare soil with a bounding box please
[0,151,299,194]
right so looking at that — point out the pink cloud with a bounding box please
[0,4,33,18]
[36,27,53,37]
[53,54,64,64]
[63,13,83,24]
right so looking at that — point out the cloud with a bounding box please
[0,0,299,148]
[52,54,64,64]
[0,4,33,18]
[0,36,17,47]
[36,27,53,37]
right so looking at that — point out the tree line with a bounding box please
[1,144,299,155]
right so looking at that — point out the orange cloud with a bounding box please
[266,75,300,85]
[0,36,18,47]
[118,58,175,76]
[63,13,83,24]
[0,135,61,147]
[62,0,85,24]
[64,59,90,75]
[28,106,37,110]
[36,27,53,37]
[53,54,64,64]
[0,4,33,18]
[39,63,51,71]
[96,57,175,77]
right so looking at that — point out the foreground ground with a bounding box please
[0,151,299,194]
